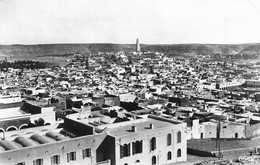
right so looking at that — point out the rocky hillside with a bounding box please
[142,44,251,55]
[0,43,260,57]
[239,45,260,55]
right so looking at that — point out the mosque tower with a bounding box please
[136,38,141,53]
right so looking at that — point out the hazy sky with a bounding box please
[1,0,260,44]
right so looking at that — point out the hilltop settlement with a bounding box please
[1,41,260,165]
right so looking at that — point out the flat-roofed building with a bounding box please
[0,112,187,165]
[245,79,260,88]
[0,120,110,165]
[0,102,55,134]
[95,115,187,165]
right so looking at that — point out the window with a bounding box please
[33,159,43,165]
[51,155,60,165]
[16,163,25,165]
[167,133,171,146]
[120,143,130,158]
[167,151,172,160]
[132,142,135,155]
[177,149,181,157]
[82,148,91,159]
[132,140,142,155]
[152,156,156,165]
[120,145,123,158]
[67,151,76,162]
[150,137,156,151]
[123,144,129,157]
[177,131,181,143]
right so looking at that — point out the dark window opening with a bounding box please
[132,140,143,155]
[152,156,156,165]
[51,155,60,165]
[33,158,43,165]
[177,149,181,157]
[67,152,76,162]
[167,133,171,146]
[167,151,172,160]
[82,148,91,159]
[120,143,130,158]
[177,131,181,143]
[150,137,156,151]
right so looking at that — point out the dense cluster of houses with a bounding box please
[1,50,260,165]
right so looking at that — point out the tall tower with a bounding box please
[136,38,140,53]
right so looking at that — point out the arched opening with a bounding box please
[133,140,142,154]
[167,151,172,160]
[177,131,181,143]
[120,143,130,158]
[235,133,238,138]
[6,126,18,132]
[200,133,203,139]
[150,137,156,151]
[135,160,140,164]
[123,144,128,157]
[44,123,51,126]
[19,124,28,130]
[177,149,181,157]
[167,133,171,146]
[0,128,4,133]
[152,156,156,165]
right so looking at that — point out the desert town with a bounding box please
[1,40,260,165]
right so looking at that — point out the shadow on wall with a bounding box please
[97,136,115,165]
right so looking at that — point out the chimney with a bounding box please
[132,126,137,132]
[150,123,154,129]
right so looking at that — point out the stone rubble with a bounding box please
[194,155,260,165]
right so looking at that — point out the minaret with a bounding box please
[136,38,140,53]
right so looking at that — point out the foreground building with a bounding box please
[94,115,187,165]
[0,114,187,165]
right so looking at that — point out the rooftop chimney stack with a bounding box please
[132,126,137,132]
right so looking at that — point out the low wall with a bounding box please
[211,147,258,156]
[188,146,259,157]
[187,148,214,157]
[96,159,111,165]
